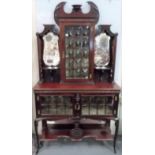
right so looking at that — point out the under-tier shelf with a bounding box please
[39,129,112,141]
[36,118,113,141]
[39,129,113,141]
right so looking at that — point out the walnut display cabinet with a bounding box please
[34,2,121,154]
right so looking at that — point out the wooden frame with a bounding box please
[54,2,99,83]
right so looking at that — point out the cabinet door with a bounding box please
[61,24,94,82]
[81,95,115,116]
[37,95,73,117]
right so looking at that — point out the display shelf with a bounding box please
[39,129,113,141]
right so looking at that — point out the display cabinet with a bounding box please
[34,1,120,154]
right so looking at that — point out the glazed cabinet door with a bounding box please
[35,94,74,117]
[60,23,95,83]
[81,94,119,117]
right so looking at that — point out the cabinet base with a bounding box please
[34,118,119,154]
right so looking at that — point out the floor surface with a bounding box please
[33,138,122,155]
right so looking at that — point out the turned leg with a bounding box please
[34,120,40,154]
[113,119,119,153]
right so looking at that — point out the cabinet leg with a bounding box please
[113,119,119,153]
[34,120,40,154]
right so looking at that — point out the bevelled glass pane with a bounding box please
[40,96,73,115]
[81,96,89,115]
[81,96,113,116]
[64,25,90,79]
[89,97,97,115]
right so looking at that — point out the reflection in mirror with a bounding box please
[43,32,60,67]
[94,33,110,68]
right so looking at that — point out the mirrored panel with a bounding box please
[94,33,110,68]
[43,32,60,67]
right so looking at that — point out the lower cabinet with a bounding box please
[34,92,119,153]
[35,94,119,117]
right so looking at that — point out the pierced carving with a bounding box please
[54,1,99,24]
[70,126,83,139]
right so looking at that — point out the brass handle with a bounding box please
[75,104,80,110]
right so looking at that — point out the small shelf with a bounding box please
[37,118,112,141]
[43,66,59,70]
[39,129,113,141]
[95,66,111,70]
